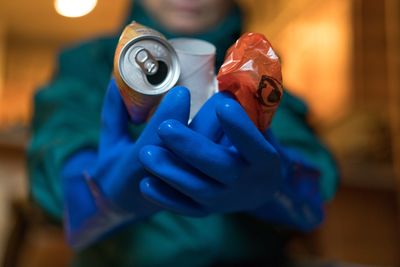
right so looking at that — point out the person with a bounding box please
[27,0,338,266]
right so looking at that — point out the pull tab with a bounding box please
[135,48,159,75]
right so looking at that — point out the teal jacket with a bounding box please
[27,1,338,266]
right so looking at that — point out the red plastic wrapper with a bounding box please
[217,33,283,131]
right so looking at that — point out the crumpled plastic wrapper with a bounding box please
[217,33,283,131]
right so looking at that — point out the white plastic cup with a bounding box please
[169,38,217,121]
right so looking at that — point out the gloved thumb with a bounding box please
[136,86,190,147]
[190,92,233,142]
[99,79,131,153]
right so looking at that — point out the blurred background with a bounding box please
[0,0,399,266]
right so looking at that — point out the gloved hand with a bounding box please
[62,79,195,249]
[139,92,324,230]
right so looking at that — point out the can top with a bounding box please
[118,36,180,95]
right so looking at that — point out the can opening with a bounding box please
[147,61,168,86]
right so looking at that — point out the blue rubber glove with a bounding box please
[62,79,194,249]
[139,92,324,230]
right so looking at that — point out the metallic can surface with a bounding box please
[114,21,180,123]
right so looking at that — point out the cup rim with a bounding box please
[169,38,216,56]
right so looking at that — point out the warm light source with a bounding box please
[54,0,98,18]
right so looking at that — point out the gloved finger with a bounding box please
[135,86,190,147]
[216,98,277,163]
[139,145,224,203]
[99,79,131,153]
[189,92,232,142]
[157,119,243,184]
[140,177,207,217]
[219,134,233,147]
[263,129,284,154]
[93,142,141,198]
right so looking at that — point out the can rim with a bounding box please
[118,35,181,95]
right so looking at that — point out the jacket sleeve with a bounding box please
[271,91,339,201]
[27,37,117,220]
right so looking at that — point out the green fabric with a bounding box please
[28,37,116,219]
[72,213,289,267]
[27,1,338,266]
[271,93,338,200]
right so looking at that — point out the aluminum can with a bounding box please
[114,21,180,123]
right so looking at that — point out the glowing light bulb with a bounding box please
[54,0,98,18]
